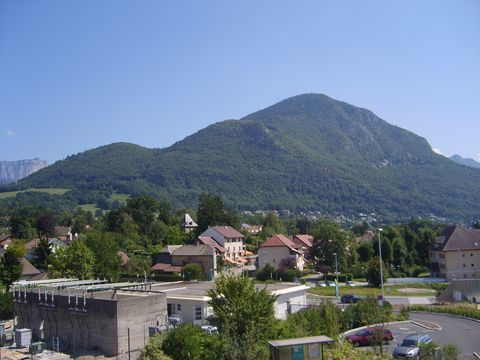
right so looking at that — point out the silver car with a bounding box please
[393,333,432,358]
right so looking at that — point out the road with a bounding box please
[343,312,480,359]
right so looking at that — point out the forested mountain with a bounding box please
[6,94,480,222]
[449,154,480,169]
[0,158,48,184]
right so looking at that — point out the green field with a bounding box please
[78,204,101,213]
[110,193,130,202]
[308,285,439,297]
[0,188,70,199]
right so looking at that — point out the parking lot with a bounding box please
[345,312,480,359]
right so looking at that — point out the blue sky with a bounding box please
[1,1,479,164]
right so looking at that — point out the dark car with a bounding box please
[345,327,393,347]
[341,294,360,303]
[393,333,432,358]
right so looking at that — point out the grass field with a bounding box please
[0,188,70,199]
[110,193,130,202]
[307,285,438,297]
[78,204,101,213]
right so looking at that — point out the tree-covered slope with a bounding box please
[8,94,480,222]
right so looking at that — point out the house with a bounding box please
[199,226,245,264]
[151,263,182,275]
[180,213,198,233]
[153,245,182,265]
[258,234,305,271]
[291,234,313,259]
[241,223,263,235]
[150,280,308,324]
[19,258,41,280]
[195,236,226,255]
[429,226,480,281]
[24,237,68,261]
[170,245,217,278]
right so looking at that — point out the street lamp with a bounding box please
[378,228,385,302]
[333,252,339,298]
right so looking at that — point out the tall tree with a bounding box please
[84,232,122,281]
[208,275,277,359]
[34,235,52,270]
[49,240,95,279]
[196,193,239,234]
[310,218,349,270]
[0,240,26,290]
[9,216,35,240]
[126,195,159,234]
[36,212,56,237]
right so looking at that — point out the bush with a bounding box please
[0,291,13,320]
[408,304,480,320]
[442,344,458,360]
[182,263,204,281]
[256,264,275,281]
[342,297,393,329]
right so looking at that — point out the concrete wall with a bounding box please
[14,292,118,356]
[274,289,307,320]
[116,292,168,359]
[14,290,167,359]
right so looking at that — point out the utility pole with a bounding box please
[378,228,385,302]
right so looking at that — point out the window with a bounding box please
[194,306,202,321]
[462,254,465,257]
[472,264,475,267]
[463,264,466,267]
[471,254,474,257]
[177,304,181,311]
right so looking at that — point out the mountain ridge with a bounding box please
[0,158,48,184]
[5,94,480,222]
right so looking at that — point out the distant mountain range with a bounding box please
[0,158,48,184]
[6,94,480,222]
[449,154,480,169]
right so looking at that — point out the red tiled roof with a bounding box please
[24,239,39,249]
[151,263,182,273]
[197,236,226,253]
[260,234,301,252]
[293,234,313,248]
[212,226,245,239]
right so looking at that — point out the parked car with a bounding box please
[392,333,432,358]
[345,327,393,347]
[340,294,360,303]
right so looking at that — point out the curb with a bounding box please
[410,320,442,331]
[410,311,480,325]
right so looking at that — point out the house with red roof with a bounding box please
[258,234,305,271]
[199,226,245,264]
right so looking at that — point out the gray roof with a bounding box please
[433,226,480,251]
[268,335,334,347]
[159,245,183,254]
[172,244,215,257]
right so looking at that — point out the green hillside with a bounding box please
[5,94,480,222]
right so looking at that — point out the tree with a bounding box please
[182,263,203,280]
[0,240,26,290]
[36,212,56,237]
[126,255,151,277]
[49,240,95,279]
[367,256,389,287]
[208,275,277,359]
[103,208,139,235]
[341,297,393,330]
[84,232,122,281]
[391,237,408,268]
[0,291,13,320]
[310,218,349,270]
[162,324,227,360]
[34,235,52,270]
[356,241,374,262]
[9,216,35,240]
[196,193,238,234]
[126,195,159,234]
[139,332,172,360]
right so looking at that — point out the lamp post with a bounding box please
[333,252,339,298]
[378,228,385,302]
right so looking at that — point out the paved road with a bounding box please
[345,312,480,359]
[307,294,436,307]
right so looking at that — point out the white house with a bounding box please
[200,226,245,264]
[151,281,308,324]
[258,234,305,271]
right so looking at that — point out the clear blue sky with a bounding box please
[1,1,479,164]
